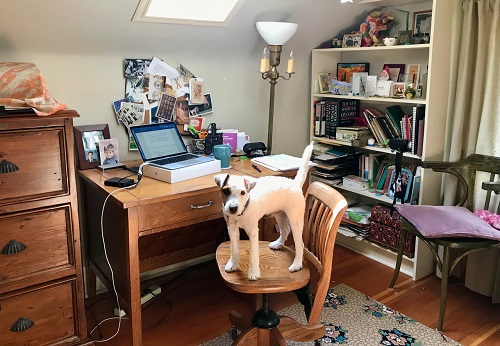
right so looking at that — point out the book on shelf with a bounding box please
[411,105,425,155]
[314,99,358,139]
[417,118,425,157]
[386,105,406,137]
[409,166,422,205]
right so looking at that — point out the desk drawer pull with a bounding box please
[190,200,214,209]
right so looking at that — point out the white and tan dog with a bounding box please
[214,142,314,280]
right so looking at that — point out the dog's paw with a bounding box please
[248,268,260,281]
[225,260,238,272]
[289,260,303,273]
[269,239,284,250]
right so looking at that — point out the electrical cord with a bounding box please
[90,162,149,343]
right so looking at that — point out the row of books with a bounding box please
[313,99,359,139]
[362,104,425,155]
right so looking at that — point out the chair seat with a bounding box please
[395,205,500,241]
[216,241,310,294]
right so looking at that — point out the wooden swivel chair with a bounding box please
[390,154,500,331]
[216,181,347,345]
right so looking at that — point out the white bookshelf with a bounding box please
[309,1,455,280]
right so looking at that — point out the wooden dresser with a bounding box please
[0,110,92,345]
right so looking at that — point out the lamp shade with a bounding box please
[256,22,298,45]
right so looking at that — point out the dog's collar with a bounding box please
[236,197,250,216]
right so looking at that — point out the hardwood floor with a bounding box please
[85,244,500,345]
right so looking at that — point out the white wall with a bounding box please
[0,0,423,157]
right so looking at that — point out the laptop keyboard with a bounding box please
[152,153,197,166]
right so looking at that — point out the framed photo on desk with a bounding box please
[74,124,110,170]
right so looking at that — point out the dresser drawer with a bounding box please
[0,206,73,286]
[0,127,68,205]
[0,279,78,345]
[139,191,222,230]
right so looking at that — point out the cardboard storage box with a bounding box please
[342,175,369,191]
[335,126,372,142]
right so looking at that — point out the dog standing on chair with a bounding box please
[214,142,314,281]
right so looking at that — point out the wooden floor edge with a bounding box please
[372,276,435,304]
[468,324,500,346]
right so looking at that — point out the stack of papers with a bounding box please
[252,154,313,172]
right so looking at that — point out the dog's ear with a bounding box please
[214,174,229,188]
[244,177,257,191]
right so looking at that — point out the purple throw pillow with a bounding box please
[394,205,500,240]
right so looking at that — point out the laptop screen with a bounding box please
[131,122,187,161]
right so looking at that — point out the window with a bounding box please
[132,0,244,26]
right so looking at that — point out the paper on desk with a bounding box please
[147,57,181,79]
[252,154,315,172]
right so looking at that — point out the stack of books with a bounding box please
[362,104,426,156]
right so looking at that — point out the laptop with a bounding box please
[130,122,220,183]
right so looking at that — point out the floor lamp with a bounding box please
[256,22,298,154]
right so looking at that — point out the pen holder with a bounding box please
[192,139,205,155]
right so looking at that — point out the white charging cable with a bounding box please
[91,162,148,342]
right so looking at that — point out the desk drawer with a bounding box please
[139,191,222,230]
[0,206,72,286]
[0,128,67,205]
[0,279,77,345]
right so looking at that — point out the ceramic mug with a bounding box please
[213,144,231,169]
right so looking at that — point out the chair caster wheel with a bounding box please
[315,339,322,346]
[231,326,238,340]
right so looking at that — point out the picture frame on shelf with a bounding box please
[392,82,406,98]
[388,167,413,203]
[337,62,370,83]
[342,34,362,48]
[317,73,331,93]
[397,30,412,45]
[413,10,432,36]
[382,64,406,82]
[407,64,421,88]
[74,124,111,170]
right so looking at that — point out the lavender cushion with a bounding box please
[394,205,500,241]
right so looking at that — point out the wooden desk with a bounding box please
[78,159,287,345]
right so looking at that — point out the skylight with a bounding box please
[132,0,244,26]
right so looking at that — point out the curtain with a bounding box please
[443,0,500,303]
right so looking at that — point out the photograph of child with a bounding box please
[98,138,120,166]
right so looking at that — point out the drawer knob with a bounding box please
[1,240,27,255]
[0,159,20,174]
[190,200,214,209]
[10,318,35,332]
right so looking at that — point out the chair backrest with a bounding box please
[301,181,347,324]
[424,154,500,212]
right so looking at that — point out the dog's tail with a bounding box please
[294,141,314,188]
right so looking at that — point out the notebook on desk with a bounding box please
[130,122,220,183]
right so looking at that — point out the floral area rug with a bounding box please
[202,284,461,345]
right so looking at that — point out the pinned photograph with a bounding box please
[125,76,145,102]
[188,93,213,116]
[189,78,205,104]
[123,59,152,78]
[174,98,190,125]
[148,75,166,101]
[99,138,120,166]
[156,89,177,122]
